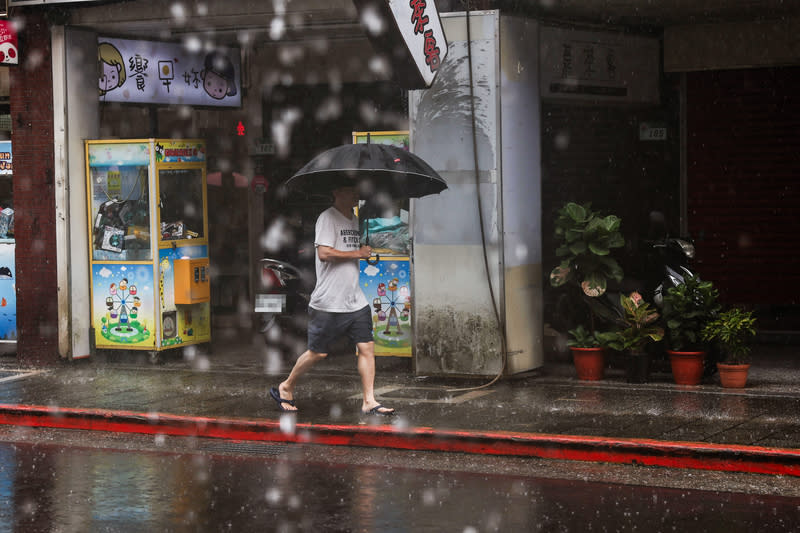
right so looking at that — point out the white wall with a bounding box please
[499,16,542,374]
[410,11,543,376]
[53,27,100,358]
[410,11,504,376]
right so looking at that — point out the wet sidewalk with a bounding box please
[1,338,799,476]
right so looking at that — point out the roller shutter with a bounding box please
[686,67,800,307]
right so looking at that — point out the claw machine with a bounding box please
[86,139,211,355]
[354,131,413,357]
[0,142,15,347]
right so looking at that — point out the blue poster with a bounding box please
[359,257,412,357]
[0,242,16,342]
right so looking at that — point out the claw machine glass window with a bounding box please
[88,158,152,261]
[158,168,205,242]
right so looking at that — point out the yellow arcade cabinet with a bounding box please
[85,139,210,356]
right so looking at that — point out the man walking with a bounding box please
[270,180,395,416]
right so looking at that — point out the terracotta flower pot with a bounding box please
[717,362,750,388]
[570,347,605,381]
[668,350,706,386]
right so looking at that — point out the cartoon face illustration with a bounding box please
[129,285,137,296]
[377,283,386,296]
[119,278,128,291]
[203,70,230,100]
[202,51,237,100]
[0,42,17,65]
[109,283,117,295]
[388,278,399,292]
[98,43,126,96]
[133,296,141,308]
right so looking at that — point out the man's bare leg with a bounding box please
[277,349,327,411]
[357,341,394,414]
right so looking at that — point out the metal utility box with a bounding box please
[409,12,543,376]
[85,139,211,352]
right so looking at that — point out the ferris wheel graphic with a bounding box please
[103,277,143,337]
[371,277,411,337]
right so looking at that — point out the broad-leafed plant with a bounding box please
[596,292,663,355]
[550,202,625,298]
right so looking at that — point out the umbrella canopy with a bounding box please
[283,143,447,199]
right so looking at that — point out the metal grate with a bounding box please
[199,440,290,457]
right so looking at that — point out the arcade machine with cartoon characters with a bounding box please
[85,139,210,358]
[0,141,16,348]
[354,131,413,358]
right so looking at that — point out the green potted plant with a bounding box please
[567,325,606,381]
[550,202,625,300]
[550,202,626,378]
[662,275,721,385]
[701,307,757,388]
[596,292,663,383]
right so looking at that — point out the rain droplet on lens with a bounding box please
[265,487,282,505]
[279,413,296,434]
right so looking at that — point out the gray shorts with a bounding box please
[307,305,373,354]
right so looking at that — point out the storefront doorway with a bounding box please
[56,11,408,362]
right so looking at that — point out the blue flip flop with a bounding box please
[269,387,296,412]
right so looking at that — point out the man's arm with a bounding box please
[317,245,372,262]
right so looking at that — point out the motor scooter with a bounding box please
[582,235,698,325]
[649,236,697,308]
[580,226,718,375]
[579,209,697,320]
[254,249,314,358]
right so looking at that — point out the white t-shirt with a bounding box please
[308,206,368,312]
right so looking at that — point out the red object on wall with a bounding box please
[0,20,19,66]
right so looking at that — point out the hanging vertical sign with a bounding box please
[97,37,241,108]
[353,0,447,89]
[0,20,18,66]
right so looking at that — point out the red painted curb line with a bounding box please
[1,403,799,476]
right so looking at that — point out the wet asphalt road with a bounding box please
[1,427,799,532]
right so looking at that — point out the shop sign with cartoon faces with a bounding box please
[97,37,241,107]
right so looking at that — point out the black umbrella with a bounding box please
[282,143,447,199]
[283,143,447,264]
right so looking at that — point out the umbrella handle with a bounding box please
[367,254,380,265]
